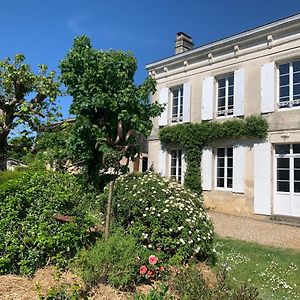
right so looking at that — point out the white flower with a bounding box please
[179,238,185,245]
[142,233,148,239]
[163,209,169,213]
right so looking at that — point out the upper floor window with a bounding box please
[170,149,182,183]
[216,147,233,189]
[171,86,184,122]
[217,74,234,117]
[279,60,300,109]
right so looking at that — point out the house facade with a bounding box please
[146,14,300,218]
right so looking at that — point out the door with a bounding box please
[274,144,300,217]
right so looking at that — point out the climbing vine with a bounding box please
[159,115,268,194]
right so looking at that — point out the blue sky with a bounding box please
[1,0,300,117]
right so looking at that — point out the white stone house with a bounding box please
[146,14,300,218]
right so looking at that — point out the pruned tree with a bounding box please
[60,36,164,186]
[0,54,61,169]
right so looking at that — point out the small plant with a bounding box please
[230,284,261,300]
[37,283,84,300]
[101,172,215,262]
[213,265,261,300]
[171,263,262,300]
[134,284,174,300]
[171,265,210,300]
[75,230,155,290]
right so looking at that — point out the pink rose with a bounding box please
[139,265,148,275]
[148,255,158,265]
[147,270,154,276]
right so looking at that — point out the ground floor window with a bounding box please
[216,147,233,189]
[170,149,182,183]
[275,144,300,193]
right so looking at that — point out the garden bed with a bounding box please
[0,267,130,300]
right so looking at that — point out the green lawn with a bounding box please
[214,238,300,300]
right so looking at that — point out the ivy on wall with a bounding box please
[159,115,268,194]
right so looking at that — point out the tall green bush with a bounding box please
[0,170,97,275]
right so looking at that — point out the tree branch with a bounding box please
[31,93,46,105]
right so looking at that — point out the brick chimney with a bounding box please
[175,32,194,54]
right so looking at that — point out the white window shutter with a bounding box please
[201,147,212,190]
[254,142,272,215]
[182,151,187,184]
[261,62,275,113]
[183,82,191,123]
[202,76,214,120]
[233,145,245,193]
[234,69,245,116]
[159,147,167,176]
[159,88,169,126]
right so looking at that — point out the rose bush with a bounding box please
[102,172,215,262]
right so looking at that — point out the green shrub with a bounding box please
[171,264,261,300]
[37,283,84,300]
[171,265,210,300]
[0,170,98,275]
[0,169,25,188]
[75,230,156,290]
[101,172,215,262]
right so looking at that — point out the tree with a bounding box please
[0,54,61,169]
[60,36,163,186]
[7,135,34,161]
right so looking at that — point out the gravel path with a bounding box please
[209,211,300,250]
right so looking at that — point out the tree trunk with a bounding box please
[0,143,7,171]
[104,180,114,240]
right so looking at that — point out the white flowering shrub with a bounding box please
[107,172,215,261]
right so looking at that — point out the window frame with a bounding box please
[275,144,300,194]
[216,73,234,118]
[215,147,233,191]
[170,85,184,123]
[170,149,182,183]
[278,60,300,110]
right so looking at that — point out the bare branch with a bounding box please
[37,118,76,132]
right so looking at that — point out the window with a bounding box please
[171,86,183,122]
[275,144,300,193]
[216,147,233,189]
[279,60,300,109]
[170,150,182,183]
[217,74,234,117]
